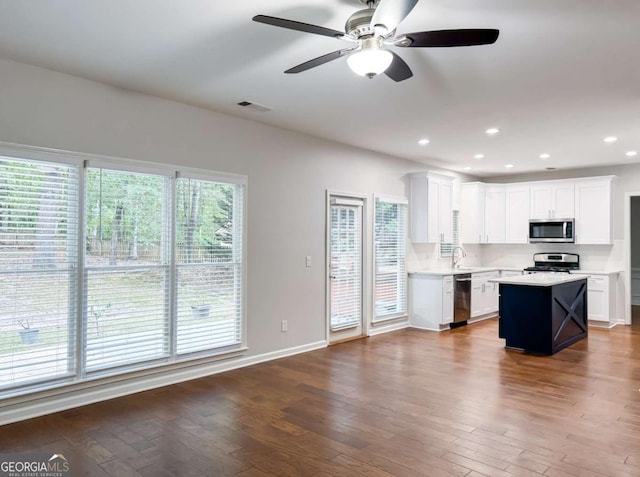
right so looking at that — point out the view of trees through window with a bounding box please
[0,156,244,393]
[0,158,79,388]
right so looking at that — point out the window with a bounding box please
[85,168,170,373]
[374,196,408,321]
[0,157,79,390]
[0,152,245,397]
[440,209,460,257]
[175,177,243,355]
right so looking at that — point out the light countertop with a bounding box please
[488,273,589,287]
[408,267,500,276]
[576,269,622,275]
[408,268,621,277]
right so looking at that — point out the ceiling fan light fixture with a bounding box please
[347,39,393,78]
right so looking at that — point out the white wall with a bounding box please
[0,57,478,419]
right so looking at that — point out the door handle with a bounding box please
[329,275,337,279]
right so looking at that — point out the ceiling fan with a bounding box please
[253,0,499,82]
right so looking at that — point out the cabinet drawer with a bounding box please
[588,276,606,290]
[443,276,454,291]
[472,271,498,283]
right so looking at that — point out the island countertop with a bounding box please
[489,273,589,287]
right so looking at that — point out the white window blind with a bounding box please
[175,178,243,355]
[84,168,170,373]
[374,197,407,321]
[329,203,362,331]
[0,148,246,400]
[440,209,460,257]
[0,158,79,390]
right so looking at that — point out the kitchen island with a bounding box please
[489,274,589,355]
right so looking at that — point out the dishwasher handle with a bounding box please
[455,278,472,282]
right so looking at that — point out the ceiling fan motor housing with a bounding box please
[345,8,376,38]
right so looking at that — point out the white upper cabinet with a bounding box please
[461,175,613,245]
[410,172,453,243]
[461,183,506,244]
[505,184,530,243]
[484,185,506,244]
[530,180,575,219]
[574,176,614,244]
[461,182,485,244]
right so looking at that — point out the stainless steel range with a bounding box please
[523,253,580,274]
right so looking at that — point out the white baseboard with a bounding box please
[407,324,446,332]
[588,320,616,329]
[368,319,410,336]
[468,313,498,324]
[0,340,326,426]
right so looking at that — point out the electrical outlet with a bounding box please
[305,255,312,267]
[281,320,288,332]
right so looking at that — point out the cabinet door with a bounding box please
[587,276,608,322]
[553,183,575,218]
[575,178,612,244]
[461,183,485,244]
[439,179,453,243]
[485,186,506,243]
[409,174,429,243]
[530,184,554,219]
[471,281,484,317]
[442,288,454,324]
[427,177,441,243]
[483,272,499,313]
[486,281,499,313]
[505,185,530,243]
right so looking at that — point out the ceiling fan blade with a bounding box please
[399,29,500,47]
[385,52,413,82]
[371,0,419,33]
[285,48,355,74]
[253,15,344,38]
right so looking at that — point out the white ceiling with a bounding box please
[0,0,639,177]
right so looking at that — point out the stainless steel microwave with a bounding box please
[528,218,575,243]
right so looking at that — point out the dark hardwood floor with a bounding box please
[1,319,640,476]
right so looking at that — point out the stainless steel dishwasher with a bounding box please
[454,273,472,325]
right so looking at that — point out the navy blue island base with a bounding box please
[498,277,588,355]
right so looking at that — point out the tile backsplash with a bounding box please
[407,240,624,272]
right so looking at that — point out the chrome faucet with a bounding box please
[451,246,467,269]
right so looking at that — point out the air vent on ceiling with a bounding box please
[237,101,272,112]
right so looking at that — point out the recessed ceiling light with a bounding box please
[604,136,618,143]
[463,166,472,171]
[474,154,485,160]
[539,153,551,160]
[626,150,638,157]
[418,138,430,146]
[486,128,500,136]
[505,164,514,169]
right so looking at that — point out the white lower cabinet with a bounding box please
[442,276,454,324]
[471,271,499,318]
[587,273,617,326]
[409,274,454,330]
